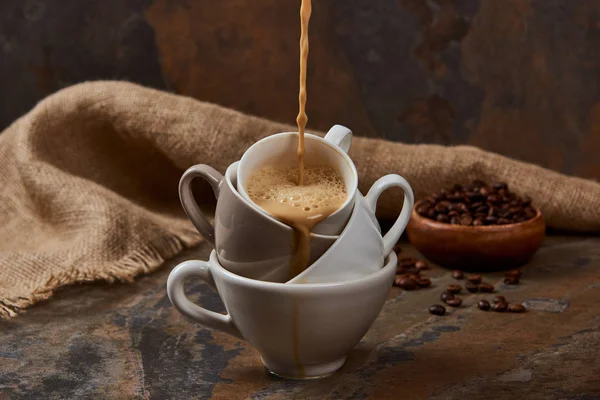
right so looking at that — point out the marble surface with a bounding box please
[2,236,600,399]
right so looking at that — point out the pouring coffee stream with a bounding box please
[246,0,343,281]
[296,0,311,186]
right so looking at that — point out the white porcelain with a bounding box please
[167,250,397,379]
[179,162,337,283]
[288,173,414,284]
[237,125,356,236]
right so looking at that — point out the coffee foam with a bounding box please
[246,166,346,215]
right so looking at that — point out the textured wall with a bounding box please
[1,0,600,179]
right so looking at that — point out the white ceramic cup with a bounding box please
[179,162,338,283]
[288,174,414,284]
[237,125,356,236]
[167,250,397,379]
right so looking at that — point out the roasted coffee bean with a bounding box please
[415,260,429,270]
[460,215,473,225]
[393,276,403,286]
[452,270,464,279]
[485,216,498,224]
[398,257,417,266]
[488,195,500,204]
[471,201,483,209]
[491,182,508,190]
[505,269,522,278]
[446,297,463,307]
[478,300,491,311]
[508,303,526,313]
[473,218,484,226]
[465,281,479,293]
[492,302,508,312]
[478,283,494,293]
[416,278,432,287]
[398,277,418,290]
[446,284,462,294]
[504,277,519,285]
[493,296,506,304]
[436,214,450,223]
[440,291,455,302]
[434,203,448,213]
[475,205,488,214]
[416,205,430,214]
[417,181,536,226]
[429,305,446,316]
[467,274,482,284]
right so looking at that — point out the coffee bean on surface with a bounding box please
[440,291,455,302]
[478,283,494,293]
[416,180,536,226]
[446,284,462,294]
[508,303,526,313]
[478,300,491,311]
[493,296,506,304]
[492,302,508,312]
[398,277,418,290]
[452,270,464,279]
[446,297,463,307]
[393,276,403,286]
[504,277,519,285]
[465,281,479,293]
[429,305,446,316]
[467,274,482,284]
[415,260,429,270]
[506,269,522,278]
[416,278,432,287]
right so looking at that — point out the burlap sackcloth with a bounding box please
[1,81,599,318]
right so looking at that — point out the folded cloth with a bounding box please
[1,81,599,318]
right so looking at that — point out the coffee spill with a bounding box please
[247,166,346,270]
[247,166,346,278]
[296,0,311,186]
[291,299,304,377]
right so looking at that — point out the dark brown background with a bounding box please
[2,0,600,179]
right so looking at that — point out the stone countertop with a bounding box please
[2,236,600,399]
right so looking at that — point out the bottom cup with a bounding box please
[167,250,397,379]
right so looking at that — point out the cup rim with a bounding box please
[208,249,396,291]
[237,131,358,221]
[225,161,337,240]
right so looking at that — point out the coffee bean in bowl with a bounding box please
[415,181,537,226]
[406,180,545,270]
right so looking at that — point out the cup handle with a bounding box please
[167,260,243,339]
[364,174,415,255]
[179,165,223,247]
[323,125,352,153]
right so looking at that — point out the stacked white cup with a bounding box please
[167,125,414,379]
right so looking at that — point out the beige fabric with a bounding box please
[1,81,599,318]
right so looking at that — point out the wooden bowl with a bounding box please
[406,202,546,270]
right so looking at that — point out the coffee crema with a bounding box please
[246,165,347,277]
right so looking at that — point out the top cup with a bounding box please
[237,125,356,236]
